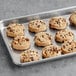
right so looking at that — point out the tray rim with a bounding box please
[0,6,76,66]
[0,5,76,24]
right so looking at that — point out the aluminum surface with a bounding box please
[0,6,76,66]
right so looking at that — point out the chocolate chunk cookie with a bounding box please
[49,17,68,30]
[6,23,25,38]
[69,12,76,26]
[20,49,40,63]
[42,45,61,58]
[12,36,30,51]
[55,29,74,42]
[61,41,76,54]
[28,20,47,33]
[34,32,52,46]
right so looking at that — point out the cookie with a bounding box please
[55,29,74,42]
[6,23,25,38]
[49,17,68,30]
[61,41,76,54]
[69,12,76,26]
[28,20,47,33]
[42,45,61,58]
[34,32,52,46]
[20,49,40,63]
[11,36,30,51]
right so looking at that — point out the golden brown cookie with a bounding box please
[28,20,47,33]
[61,41,76,54]
[42,45,61,58]
[6,23,25,38]
[69,12,76,26]
[11,36,30,51]
[55,29,74,42]
[34,32,52,46]
[20,49,40,63]
[49,17,68,30]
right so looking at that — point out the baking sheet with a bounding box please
[0,6,76,66]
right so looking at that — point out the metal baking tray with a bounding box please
[0,6,76,66]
